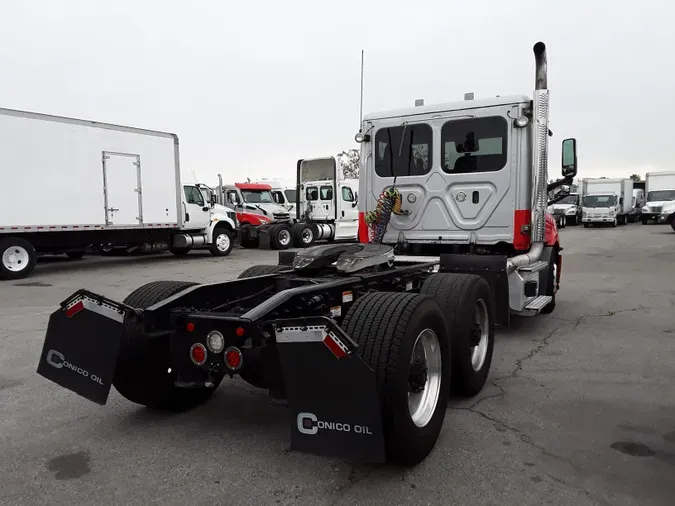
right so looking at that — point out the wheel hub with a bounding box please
[408,359,428,393]
[470,322,482,346]
[2,246,29,272]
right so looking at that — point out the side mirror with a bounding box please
[210,194,217,205]
[561,138,577,178]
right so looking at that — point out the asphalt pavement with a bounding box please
[1,223,674,505]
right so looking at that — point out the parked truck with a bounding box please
[547,192,581,227]
[251,178,298,219]
[37,42,576,465]
[0,108,237,280]
[580,178,633,227]
[641,171,675,225]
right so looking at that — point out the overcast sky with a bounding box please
[1,0,673,185]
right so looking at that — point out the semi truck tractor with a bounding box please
[37,41,576,465]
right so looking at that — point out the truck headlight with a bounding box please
[642,206,649,213]
[566,207,577,215]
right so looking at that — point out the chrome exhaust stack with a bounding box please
[217,173,224,206]
[507,41,550,273]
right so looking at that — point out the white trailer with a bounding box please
[580,178,633,227]
[642,171,675,224]
[0,108,236,280]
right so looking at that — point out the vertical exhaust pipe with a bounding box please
[507,41,550,272]
[217,173,224,206]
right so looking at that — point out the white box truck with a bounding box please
[581,178,633,227]
[642,171,675,225]
[0,107,237,280]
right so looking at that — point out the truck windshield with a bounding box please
[582,195,616,208]
[646,190,675,202]
[241,190,274,204]
[284,189,297,203]
[558,195,578,205]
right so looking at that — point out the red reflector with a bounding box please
[235,326,245,337]
[225,347,243,370]
[186,322,195,332]
[66,300,85,318]
[323,333,348,359]
[190,343,207,365]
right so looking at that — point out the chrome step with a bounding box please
[524,295,552,311]
[517,260,548,273]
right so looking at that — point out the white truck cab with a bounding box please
[294,157,360,243]
[580,178,633,227]
[251,178,298,219]
[548,192,581,227]
[642,171,675,225]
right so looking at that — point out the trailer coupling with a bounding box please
[36,294,387,463]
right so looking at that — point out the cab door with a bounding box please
[335,183,359,239]
[182,185,211,230]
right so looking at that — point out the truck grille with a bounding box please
[273,212,290,221]
[553,209,565,215]
[650,206,662,213]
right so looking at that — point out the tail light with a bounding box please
[225,346,243,371]
[190,343,207,366]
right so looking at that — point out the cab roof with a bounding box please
[363,95,531,121]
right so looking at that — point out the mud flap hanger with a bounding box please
[273,316,386,463]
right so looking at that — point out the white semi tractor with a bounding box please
[0,107,237,280]
[641,171,675,225]
[581,178,634,227]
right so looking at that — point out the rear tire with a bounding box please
[270,224,292,250]
[237,264,290,279]
[583,223,589,228]
[66,251,85,260]
[113,280,222,412]
[420,273,495,397]
[0,237,37,280]
[342,292,450,465]
[292,223,316,248]
[210,226,234,257]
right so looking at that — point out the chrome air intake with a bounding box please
[507,41,549,273]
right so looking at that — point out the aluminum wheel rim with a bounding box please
[301,227,314,244]
[215,232,230,252]
[471,299,489,371]
[2,245,29,272]
[278,229,291,246]
[408,328,442,428]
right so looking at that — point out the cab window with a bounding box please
[184,186,205,206]
[320,186,333,200]
[272,191,285,204]
[341,186,354,202]
[226,190,240,206]
[375,124,432,177]
[306,186,318,201]
[441,116,508,173]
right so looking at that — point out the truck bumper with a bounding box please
[36,292,386,463]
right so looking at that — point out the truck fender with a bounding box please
[206,218,235,244]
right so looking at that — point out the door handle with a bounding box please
[342,211,345,217]
[108,207,119,212]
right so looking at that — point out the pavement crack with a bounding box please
[545,473,609,506]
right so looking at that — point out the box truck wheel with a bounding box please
[0,237,37,280]
[420,273,494,397]
[210,226,234,257]
[113,280,222,412]
[169,246,191,256]
[342,292,451,465]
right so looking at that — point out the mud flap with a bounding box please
[36,291,126,405]
[274,316,386,463]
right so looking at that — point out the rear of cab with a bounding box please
[358,95,534,249]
